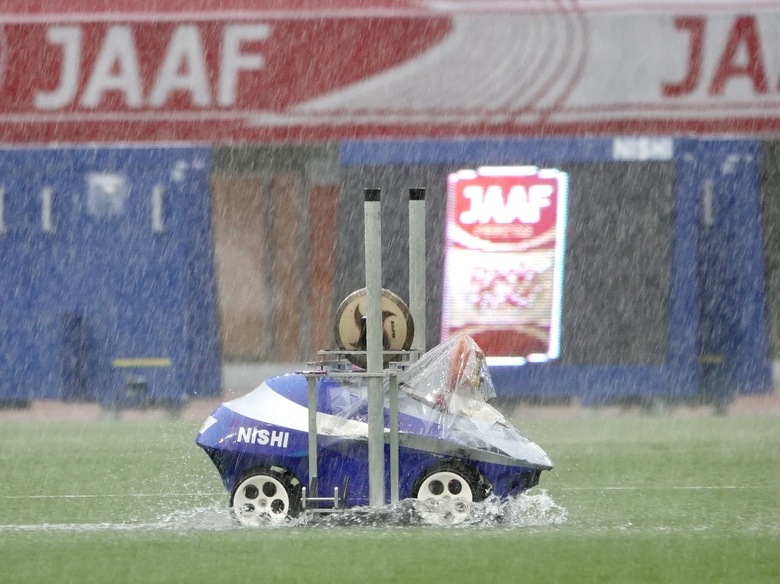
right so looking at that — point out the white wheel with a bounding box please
[415,470,475,525]
[231,470,298,526]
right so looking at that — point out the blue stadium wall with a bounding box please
[0,146,221,405]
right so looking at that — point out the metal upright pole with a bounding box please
[409,188,426,353]
[389,369,399,504]
[364,188,385,507]
[306,375,318,495]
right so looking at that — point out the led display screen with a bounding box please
[442,166,568,365]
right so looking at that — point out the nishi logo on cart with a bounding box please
[237,426,290,448]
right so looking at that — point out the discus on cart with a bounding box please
[333,287,415,367]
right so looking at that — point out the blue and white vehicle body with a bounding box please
[196,334,553,525]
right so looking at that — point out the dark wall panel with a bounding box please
[561,163,675,365]
[211,144,340,361]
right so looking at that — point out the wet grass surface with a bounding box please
[1,413,779,583]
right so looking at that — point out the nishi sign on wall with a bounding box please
[442,166,569,365]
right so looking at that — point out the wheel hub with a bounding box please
[416,470,474,525]
[233,474,291,526]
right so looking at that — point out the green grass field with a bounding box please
[1,410,779,583]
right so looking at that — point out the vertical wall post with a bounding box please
[364,188,385,506]
[41,187,55,233]
[151,185,165,232]
[0,188,6,234]
[409,188,426,353]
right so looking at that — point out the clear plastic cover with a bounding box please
[398,333,497,410]
[324,334,498,425]
[318,334,553,468]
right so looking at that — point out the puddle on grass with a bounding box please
[154,490,568,531]
[0,491,567,532]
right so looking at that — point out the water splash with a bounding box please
[495,490,569,527]
[154,502,236,531]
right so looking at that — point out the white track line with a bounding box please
[0,493,221,499]
[0,522,175,532]
[567,486,772,490]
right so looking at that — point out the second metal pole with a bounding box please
[409,188,426,354]
[364,188,385,507]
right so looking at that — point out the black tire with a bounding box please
[411,460,491,525]
[230,467,302,525]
